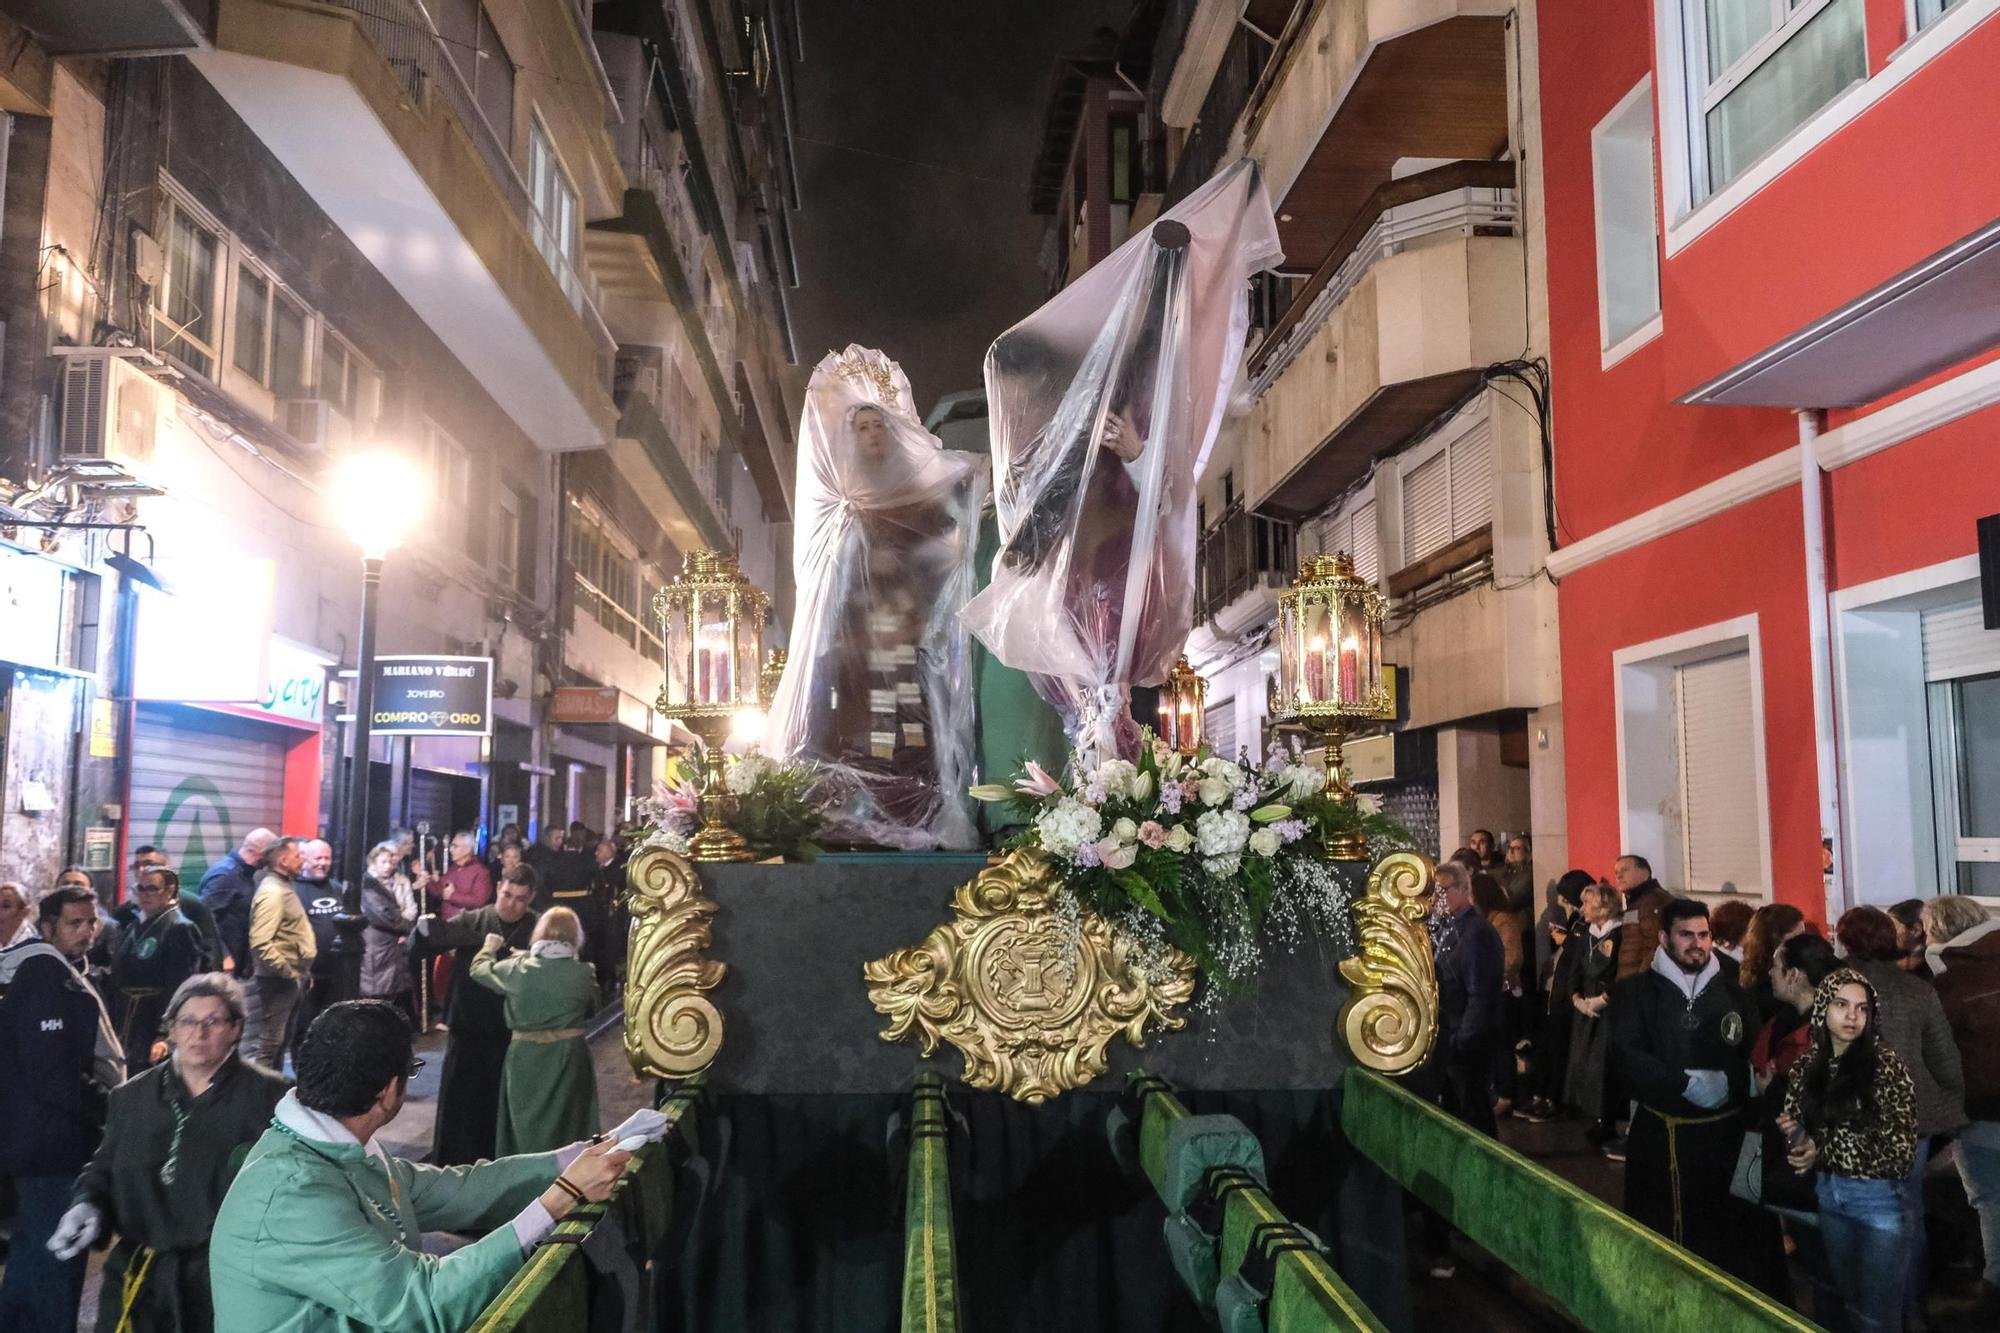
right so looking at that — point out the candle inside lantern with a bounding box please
[1339,635,1360,704]
[697,622,732,704]
[1307,633,1328,702]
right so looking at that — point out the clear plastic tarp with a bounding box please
[961,159,1282,763]
[766,346,987,849]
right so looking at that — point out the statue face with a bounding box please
[852,408,892,466]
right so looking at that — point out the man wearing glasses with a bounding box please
[108,866,209,1076]
[50,972,288,1332]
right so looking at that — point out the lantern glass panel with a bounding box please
[1277,606,1299,708]
[1300,598,1337,706]
[734,605,762,702]
[663,596,695,708]
[696,597,735,705]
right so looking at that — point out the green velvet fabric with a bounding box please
[901,1075,962,1333]
[469,1084,706,1332]
[1340,1069,1825,1333]
[1162,1114,1267,1213]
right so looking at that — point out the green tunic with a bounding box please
[208,1104,558,1333]
[469,945,600,1155]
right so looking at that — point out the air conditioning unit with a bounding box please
[279,398,353,455]
[60,354,169,470]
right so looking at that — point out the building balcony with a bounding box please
[1196,501,1296,636]
[1245,0,1510,272]
[0,0,211,57]
[1242,165,1522,518]
[190,0,620,453]
[608,385,732,557]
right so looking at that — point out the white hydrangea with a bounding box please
[1092,758,1140,801]
[727,752,776,791]
[1203,854,1242,877]
[1195,808,1251,859]
[1164,825,1194,854]
[1199,757,1243,785]
[1247,827,1282,858]
[1036,798,1104,858]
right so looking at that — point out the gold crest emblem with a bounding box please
[863,849,1195,1104]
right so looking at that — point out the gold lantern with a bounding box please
[652,550,770,862]
[1273,551,1391,859]
[1156,655,1206,756]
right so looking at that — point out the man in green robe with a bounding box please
[207,999,650,1332]
[412,865,540,1165]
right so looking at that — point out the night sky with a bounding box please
[788,0,1130,418]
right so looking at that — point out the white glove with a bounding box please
[413,914,434,937]
[608,1106,670,1149]
[1683,1069,1729,1110]
[48,1202,102,1261]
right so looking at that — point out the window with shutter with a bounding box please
[1448,421,1494,540]
[1348,499,1378,585]
[1922,602,2000,682]
[1205,698,1237,762]
[1675,652,1762,895]
[1401,454,1450,566]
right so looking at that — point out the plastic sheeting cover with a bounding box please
[765,346,987,849]
[961,159,1281,762]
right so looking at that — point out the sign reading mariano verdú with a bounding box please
[370,655,494,736]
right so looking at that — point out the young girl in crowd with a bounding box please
[1780,969,1918,1333]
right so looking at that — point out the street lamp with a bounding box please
[332,450,425,1001]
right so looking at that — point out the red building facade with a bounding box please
[1537,0,2000,922]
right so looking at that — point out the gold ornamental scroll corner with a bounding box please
[863,847,1196,1105]
[1336,849,1440,1075]
[623,846,727,1080]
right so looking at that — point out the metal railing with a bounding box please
[1247,163,1518,398]
[1164,23,1269,207]
[1197,501,1295,625]
[574,569,665,663]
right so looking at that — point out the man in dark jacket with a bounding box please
[525,825,590,913]
[1433,858,1504,1135]
[413,864,541,1165]
[199,828,277,975]
[51,972,288,1332]
[127,845,225,972]
[1608,896,1782,1292]
[292,838,346,1057]
[108,866,208,1075]
[0,885,125,1329]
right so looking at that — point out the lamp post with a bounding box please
[1273,551,1391,859]
[332,451,425,1001]
[1156,655,1206,756]
[652,550,769,862]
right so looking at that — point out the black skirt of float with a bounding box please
[650,855,1410,1333]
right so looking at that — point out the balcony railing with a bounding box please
[1197,502,1295,626]
[1246,161,1518,397]
[1164,23,1269,207]
[574,569,665,664]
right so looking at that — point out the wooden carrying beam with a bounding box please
[1130,1074,1387,1332]
[1340,1069,1825,1333]
[901,1072,963,1333]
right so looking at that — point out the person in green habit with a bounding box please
[207,998,661,1332]
[469,904,601,1155]
[49,972,289,1332]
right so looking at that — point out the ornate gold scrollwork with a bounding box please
[1337,850,1439,1074]
[623,846,727,1079]
[863,848,1196,1105]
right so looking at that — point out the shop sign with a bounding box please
[0,543,70,673]
[369,655,492,737]
[90,697,118,758]
[549,685,620,724]
[257,639,327,725]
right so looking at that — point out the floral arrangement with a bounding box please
[971,733,1412,991]
[637,747,831,863]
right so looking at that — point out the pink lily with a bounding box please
[1015,760,1063,799]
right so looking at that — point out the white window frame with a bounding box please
[1653,0,2000,257]
[1613,614,1774,901]
[1592,77,1664,368]
[497,486,521,588]
[421,421,473,558]
[526,112,581,305]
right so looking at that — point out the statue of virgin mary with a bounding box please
[765,346,986,849]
